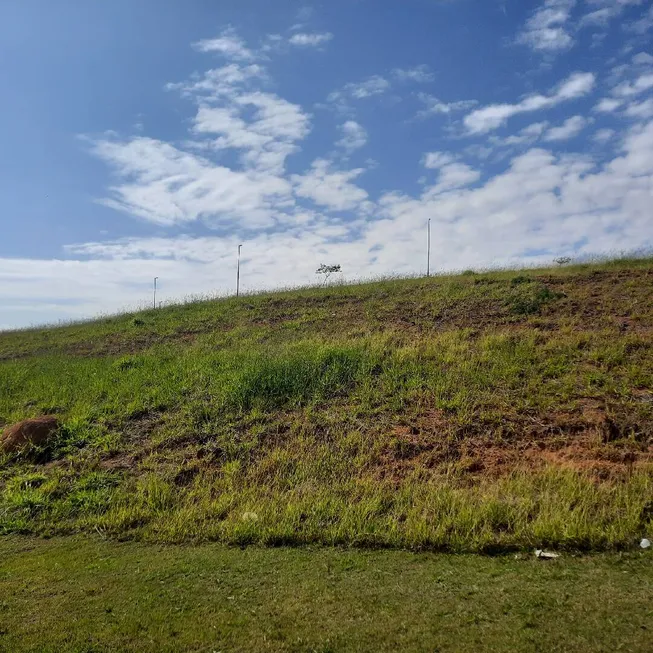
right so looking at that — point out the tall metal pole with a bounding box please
[153,277,158,309]
[427,219,431,277]
[236,245,242,297]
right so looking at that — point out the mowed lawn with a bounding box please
[0,536,652,653]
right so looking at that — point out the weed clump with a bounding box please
[113,356,142,371]
[508,284,563,315]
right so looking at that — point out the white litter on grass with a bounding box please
[242,512,259,522]
[641,539,651,549]
[535,549,560,559]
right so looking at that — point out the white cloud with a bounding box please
[89,136,294,228]
[261,33,284,50]
[624,98,653,119]
[627,5,653,33]
[593,53,653,116]
[464,144,494,160]
[336,121,368,155]
[580,7,613,27]
[289,32,334,47]
[377,119,653,271]
[594,97,624,112]
[87,30,317,228]
[516,0,576,53]
[490,122,550,147]
[544,115,588,141]
[193,27,256,61]
[327,68,438,117]
[580,0,644,28]
[342,75,390,100]
[464,72,595,133]
[166,64,268,98]
[612,73,653,97]
[326,75,392,113]
[592,127,615,143]
[632,52,653,66]
[519,121,551,139]
[518,1,645,53]
[193,91,311,173]
[173,50,321,165]
[193,27,334,59]
[427,163,481,195]
[392,65,435,83]
[291,159,369,211]
[67,236,231,263]
[422,152,456,169]
[417,93,477,119]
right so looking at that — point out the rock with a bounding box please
[0,416,60,454]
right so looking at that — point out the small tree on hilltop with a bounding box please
[316,263,341,285]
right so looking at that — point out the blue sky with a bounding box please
[1,0,652,329]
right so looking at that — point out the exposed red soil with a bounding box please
[374,400,653,481]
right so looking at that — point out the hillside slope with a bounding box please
[1,258,652,551]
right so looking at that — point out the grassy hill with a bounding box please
[1,257,653,551]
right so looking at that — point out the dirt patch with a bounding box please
[1,416,60,454]
[99,453,136,472]
[173,466,199,487]
[373,402,653,482]
[97,410,165,470]
[118,409,164,444]
[0,328,206,362]
[251,313,302,327]
[380,298,510,333]
[377,433,652,482]
[62,330,202,358]
[537,269,653,327]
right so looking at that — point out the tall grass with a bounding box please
[224,343,373,410]
[2,465,650,551]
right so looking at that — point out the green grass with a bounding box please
[1,536,652,652]
[1,257,653,550]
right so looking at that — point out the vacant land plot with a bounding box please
[1,258,652,550]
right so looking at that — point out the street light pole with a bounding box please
[236,245,242,297]
[153,277,158,309]
[427,219,431,277]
